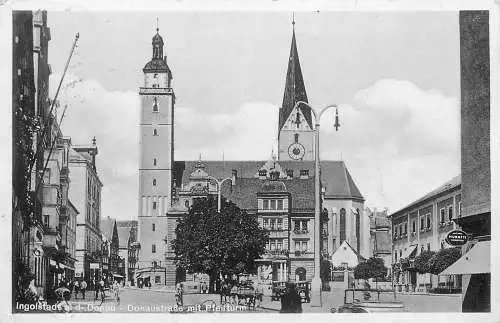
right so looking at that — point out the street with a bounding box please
[67,288,461,313]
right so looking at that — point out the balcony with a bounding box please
[293,229,309,235]
[293,251,313,257]
[267,249,289,256]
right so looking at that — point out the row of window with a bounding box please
[394,203,461,238]
[262,199,284,210]
[265,239,310,253]
[263,218,283,230]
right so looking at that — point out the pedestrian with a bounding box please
[80,280,87,299]
[113,280,120,303]
[73,280,80,299]
[280,283,302,313]
[175,283,184,306]
[230,282,238,305]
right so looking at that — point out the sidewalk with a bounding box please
[124,286,175,293]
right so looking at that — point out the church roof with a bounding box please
[173,160,364,202]
[100,216,116,241]
[278,28,313,132]
[143,58,170,73]
[117,226,131,249]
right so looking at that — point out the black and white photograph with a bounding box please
[4,0,496,319]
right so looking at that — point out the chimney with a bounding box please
[231,169,237,185]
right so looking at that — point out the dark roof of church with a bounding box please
[117,227,131,249]
[173,160,364,203]
[100,217,116,241]
[143,58,171,73]
[278,28,312,132]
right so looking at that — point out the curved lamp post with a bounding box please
[207,176,233,212]
[293,101,341,307]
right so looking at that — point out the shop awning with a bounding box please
[441,241,490,275]
[112,273,124,278]
[401,244,418,259]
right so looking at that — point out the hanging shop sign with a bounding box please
[446,230,468,246]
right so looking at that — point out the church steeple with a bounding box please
[152,27,164,60]
[278,19,312,134]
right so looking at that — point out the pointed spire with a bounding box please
[278,15,312,133]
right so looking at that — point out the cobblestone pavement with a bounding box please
[66,287,462,314]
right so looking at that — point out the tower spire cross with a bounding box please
[156,17,159,32]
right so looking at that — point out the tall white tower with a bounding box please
[137,27,175,284]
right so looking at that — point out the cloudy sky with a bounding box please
[22,11,464,221]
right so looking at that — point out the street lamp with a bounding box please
[207,176,233,212]
[293,101,340,307]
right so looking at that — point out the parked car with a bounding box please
[295,281,310,303]
[271,281,286,301]
[330,288,407,313]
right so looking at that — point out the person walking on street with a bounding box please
[113,280,120,303]
[280,283,302,313]
[73,280,80,299]
[175,283,184,307]
[80,280,87,299]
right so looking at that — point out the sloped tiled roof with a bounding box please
[100,217,115,241]
[117,226,130,249]
[174,160,364,201]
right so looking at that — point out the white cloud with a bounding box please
[318,79,460,212]
[50,75,460,219]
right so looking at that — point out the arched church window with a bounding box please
[153,129,158,136]
[153,179,157,186]
[340,208,346,242]
[153,158,157,166]
[153,97,159,112]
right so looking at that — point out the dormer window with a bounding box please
[286,169,294,178]
[153,97,159,112]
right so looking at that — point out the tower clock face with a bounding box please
[288,143,306,160]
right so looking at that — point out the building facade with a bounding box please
[101,217,121,282]
[117,220,138,285]
[68,140,103,282]
[390,176,462,292]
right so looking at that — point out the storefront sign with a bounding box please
[90,263,100,269]
[446,230,468,246]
